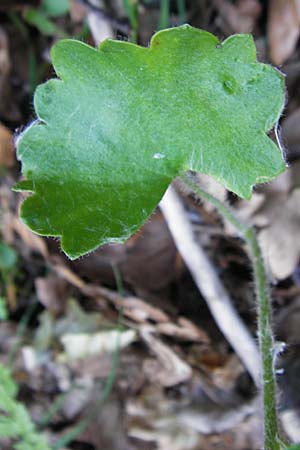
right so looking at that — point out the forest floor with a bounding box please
[1,1,300,449]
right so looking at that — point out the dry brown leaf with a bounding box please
[35,274,70,315]
[53,263,86,289]
[61,383,93,420]
[254,189,300,280]
[281,409,300,443]
[0,187,17,245]
[141,327,192,386]
[276,297,300,347]
[212,354,246,391]
[127,384,261,449]
[0,124,15,168]
[51,264,172,328]
[121,296,170,323]
[72,212,177,293]
[215,0,261,34]
[11,216,49,258]
[157,317,210,343]
[77,400,128,450]
[268,0,300,65]
[61,329,137,360]
[282,107,300,156]
[227,169,298,280]
[231,170,292,227]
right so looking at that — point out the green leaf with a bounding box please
[24,9,67,37]
[0,297,8,321]
[15,25,285,259]
[41,0,70,17]
[0,242,17,274]
[0,363,51,450]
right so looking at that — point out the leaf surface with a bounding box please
[16,25,285,258]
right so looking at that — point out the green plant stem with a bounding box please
[176,0,186,24]
[245,226,280,450]
[123,0,138,43]
[158,0,170,30]
[181,172,282,450]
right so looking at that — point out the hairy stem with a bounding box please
[181,172,281,450]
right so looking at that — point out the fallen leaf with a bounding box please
[268,0,300,65]
[72,211,178,293]
[121,296,170,323]
[55,298,103,336]
[254,189,300,279]
[141,327,192,386]
[61,382,93,420]
[61,329,137,360]
[78,400,128,450]
[280,410,300,443]
[215,0,262,34]
[127,384,261,449]
[157,317,210,343]
[35,274,70,315]
[11,216,49,259]
[0,124,15,168]
[282,107,300,156]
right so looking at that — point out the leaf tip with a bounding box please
[221,33,257,62]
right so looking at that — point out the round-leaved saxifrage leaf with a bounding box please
[15,25,286,259]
